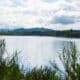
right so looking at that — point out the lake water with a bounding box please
[0,36,80,70]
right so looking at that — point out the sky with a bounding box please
[0,0,80,30]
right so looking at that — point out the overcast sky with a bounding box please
[0,0,80,30]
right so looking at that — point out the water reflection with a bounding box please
[0,36,80,69]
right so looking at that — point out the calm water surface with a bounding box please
[0,36,80,69]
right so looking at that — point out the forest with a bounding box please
[0,28,80,38]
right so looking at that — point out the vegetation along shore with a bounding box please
[0,39,80,80]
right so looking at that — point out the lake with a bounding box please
[0,36,80,70]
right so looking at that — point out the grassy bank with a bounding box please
[0,40,80,80]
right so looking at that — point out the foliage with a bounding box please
[0,40,80,80]
[0,29,80,38]
[0,51,24,80]
[25,66,59,80]
[59,42,80,80]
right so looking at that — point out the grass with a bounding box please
[0,40,80,80]
[0,51,24,80]
[59,42,80,80]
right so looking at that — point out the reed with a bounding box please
[0,39,80,80]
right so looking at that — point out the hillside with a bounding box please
[0,28,80,38]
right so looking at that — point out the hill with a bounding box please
[0,28,80,38]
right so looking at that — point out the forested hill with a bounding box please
[0,28,80,38]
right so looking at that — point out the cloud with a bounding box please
[0,0,28,7]
[11,0,28,7]
[41,0,57,3]
[0,0,80,30]
[50,16,80,25]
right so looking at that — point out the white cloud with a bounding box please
[0,0,80,30]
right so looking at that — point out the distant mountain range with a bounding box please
[0,28,80,38]
[0,28,53,32]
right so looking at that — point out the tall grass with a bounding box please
[0,39,80,80]
[0,51,24,80]
[59,42,80,80]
